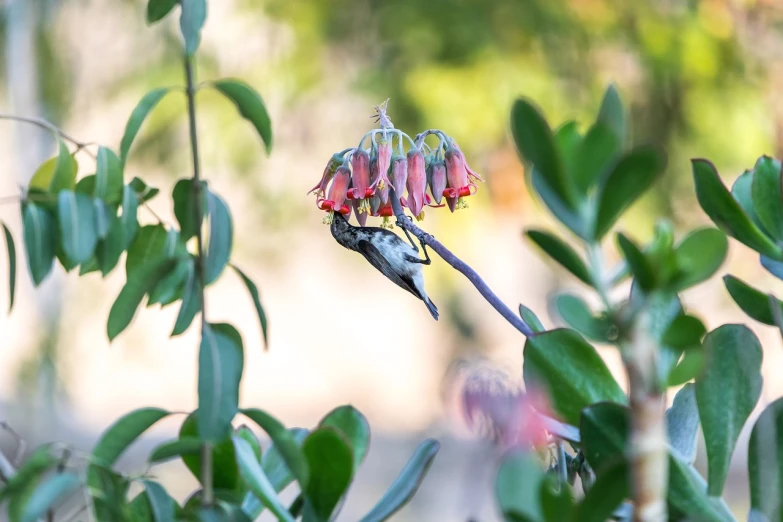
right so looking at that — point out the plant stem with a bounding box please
[184,54,213,507]
[0,113,96,157]
[388,190,535,337]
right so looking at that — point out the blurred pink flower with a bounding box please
[389,154,408,200]
[406,149,427,218]
[317,166,351,216]
[429,160,447,204]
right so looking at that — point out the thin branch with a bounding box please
[388,189,535,337]
[0,114,97,158]
[184,55,213,506]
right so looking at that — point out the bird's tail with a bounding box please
[424,296,439,321]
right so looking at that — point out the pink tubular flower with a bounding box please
[348,149,372,200]
[444,145,478,212]
[370,156,390,204]
[406,149,427,218]
[317,166,351,218]
[308,155,342,197]
[389,154,408,200]
[429,160,447,204]
[377,136,392,187]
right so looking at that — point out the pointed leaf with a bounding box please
[748,397,783,519]
[97,212,125,276]
[692,159,782,259]
[172,263,201,336]
[120,184,139,249]
[179,412,239,490]
[616,232,655,291]
[231,265,269,348]
[22,202,56,285]
[198,323,244,442]
[593,146,666,240]
[523,329,626,425]
[180,0,207,56]
[130,177,160,203]
[597,84,626,146]
[526,230,592,286]
[554,122,581,188]
[319,405,370,471]
[358,439,439,522]
[29,140,77,193]
[301,428,354,521]
[21,472,80,522]
[232,436,295,522]
[205,190,232,284]
[751,156,783,241]
[149,257,192,307]
[140,479,176,522]
[212,79,273,154]
[95,147,123,201]
[126,224,167,279]
[696,324,763,496]
[57,190,98,264]
[495,450,544,522]
[731,169,766,230]
[519,304,545,334]
[241,409,309,488]
[261,427,309,491]
[554,294,615,343]
[530,169,586,239]
[3,223,16,312]
[173,179,207,241]
[723,275,783,326]
[666,384,700,463]
[92,407,170,465]
[149,437,202,464]
[120,88,172,163]
[147,0,179,24]
[574,122,619,193]
[672,228,728,290]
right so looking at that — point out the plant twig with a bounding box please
[184,55,213,506]
[0,114,97,158]
[388,189,535,337]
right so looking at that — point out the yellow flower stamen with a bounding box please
[457,197,469,210]
[378,179,386,190]
[381,217,394,229]
[358,199,371,214]
[322,211,335,225]
[416,211,425,221]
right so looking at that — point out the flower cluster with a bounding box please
[308,101,483,228]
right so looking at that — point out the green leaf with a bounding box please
[3,223,16,312]
[732,169,766,231]
[512,99,574,209]
[97,212,125,277]
[92,407,170,466]
[232,436,295,522]
[87,466,131,522]
[554,122,581,188]
[236,426,262,462]
[357,439,439,522]
[495,450,544,522]
[574,122,619,193]
[21,471,80,522]
[597,84,626,147]
[231,265,269,347]
[95,147,123,202]
[616,232,655,291]
[149,437,202,463]
[22,202,56,286]
[149,257,192,307]
[172,263,201,336]
[93,200,113,241]
[261,428,309,491]
[748,397,783,519]
[57,190,98,264]
[672,228,728,290]
[140,479,176,522]
[319,405,370,471]
[173,179,207,241]
[523,329,626,426]
[692,159,782,259]
[205,190,232,284]
[0,446,57,502]
[751,156,783,241]
[129,177,160,203]
[179,412,239,490]
[180,0,207,56]
[126,225,167,279]
[572,459,628,522]
[666,384,700,464]
[668,345,705,387]
[147,0,179,23]
[29,140,77,193]
[241,409,309,488]
[120,88,172,164]
[530,169,586,239]
[198,323,244,442]
[593,146,666,240]
[519,304,545,334]
[525,230,592,286]
[723,275,783,326]
[696,324,763,496]
[553,294,615,343]
[212,79,273,154]
[761,254,783,281]
[301,428,354,521]
[539,476,573,522]
[662,314,706,348]
[120,184,139,249]
[107,258,177,340]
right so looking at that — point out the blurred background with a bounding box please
[1,0,783,519]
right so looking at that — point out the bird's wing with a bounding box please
[357,240,423,300]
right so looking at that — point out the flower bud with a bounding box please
[377,136,392,184]
[429,160,447,204]
[348,149,371,200]
[406,149,427,218]
[389,154,408,200]
[445,146,469,193]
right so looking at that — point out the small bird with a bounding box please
[330,212,439,320]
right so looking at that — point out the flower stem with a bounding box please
[184,54,213,507]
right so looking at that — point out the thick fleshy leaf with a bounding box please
[147,0,179,23]
[495,450,544,522]
[319,405,370,471]
[91,407,170,466]
[672,228,728,290]
[593,146,666,240]
[232,265,268,348]
[519,304,545,334]
[179,413,239,490]
[95,147,123,202]
[301,428,354,521]
[120,88,172,163]
[357,439,439,522]
[574,122,619,193]
[198,323,244,442]
[597,84,626,147]
[666,384,700,464]
[731,169,766,230]
[667,345,706,387]
[107,258,177,340]
[232,436,294,522]
[751,156,783,241]
[692,159,782,259]
[523,329,626,425]
[22,202,56,286]
[748,397,783,519]
[149,437,202,463]
[525,230,592,286]
[29,140,77,193]
[572,459,628,522]
[554,294,615,343]
[180,0,206,56]
[171,263,200,336]
[205,190,232,284]
[696,324,763,496]
[662,314,706,349]
[21,472,80,522]
[212,79,273,154]
[173,179,207,241]
[57,190,98,264]
[616,232,655,291]
[241,409,309,489]
[760,254,783,281]
[530,169,586,239]
[539,476,573,522]
[3,223,16,312]
[554,122,581,187]
[140,479,176,522]
[512,99,574,209]
[723,275,783,326]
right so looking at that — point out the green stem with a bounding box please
[587,242,614,313]
[184,54,213,507]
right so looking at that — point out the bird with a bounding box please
[330,211,439,320]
